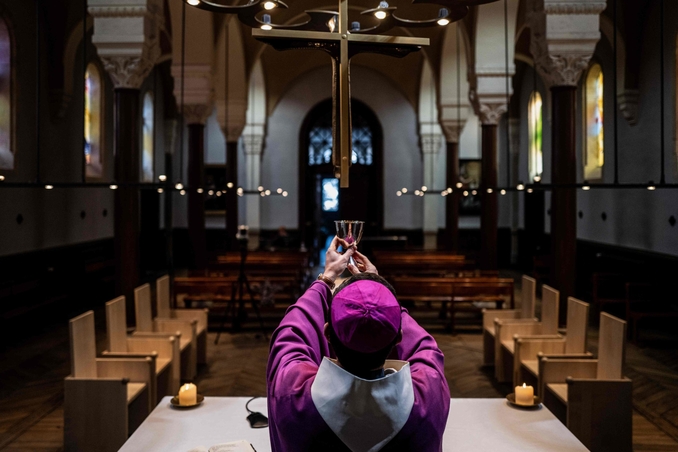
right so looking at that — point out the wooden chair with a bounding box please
[105,296,181,401]
[157,275,208,364]
[134,283,198,380]
[515,297,592,392]
[482,275,536,366]
[540,313,632,452]
[64,311,153,452]
[494,284,560,383]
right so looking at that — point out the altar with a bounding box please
[119,397,589,451]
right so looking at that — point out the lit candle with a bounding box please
[515,383,534,406]
[178,383,197,406]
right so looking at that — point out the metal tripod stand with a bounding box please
[214,238,267,344]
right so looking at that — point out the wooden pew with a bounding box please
[391,276,514,332]
[540,313,632,452]
[494,284,561,383]
[64,311,153,452]
[482,276,536,366]
[134,284,197,380]
[515,297,592,392]
[104,296,180,401]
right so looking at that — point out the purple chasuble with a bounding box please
[266,281,450,451]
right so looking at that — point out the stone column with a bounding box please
[509,118,521,265]
[242,131,264,250]
[225,140,239,250]
[421,132,444,250]
[529,0,605,317]
[89,0,161,312]
[441,121,464,252]
[171,64,213,269]
[474,100,508,271]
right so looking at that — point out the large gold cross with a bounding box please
[253,1,428,187]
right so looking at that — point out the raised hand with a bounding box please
[324,236,356,282]
[347,250,378,275]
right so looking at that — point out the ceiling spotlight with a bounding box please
[197,188,204,194]
[157,188,164,194]
[437,8,450,26]
[263,1,277,10]
[109,184,118,190]
[282,191,288,197]
[175,183,184,190]
[456,182,463,189]
[187,0,200,5]
[402,188,408,193]
[45,184,54,190]
[277,188,283,194]
[421,186,428,192]
[261,14,273,31]
[227,182,234,189]
[500,189,507,195]
[533,175,542,183]
[397,191,402,197]
[351,21,361,32]
[517,183,525,191]
[374,1,389,19]
[486,188,493,194]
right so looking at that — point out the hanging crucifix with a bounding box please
[187,0,471,187]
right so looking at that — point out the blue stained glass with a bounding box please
[308,112,373,166]
[322,178,339,212]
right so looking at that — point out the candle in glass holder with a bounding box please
[515,383,534,405]
[179,383,197,406]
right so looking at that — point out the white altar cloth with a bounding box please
[120,397,588,452]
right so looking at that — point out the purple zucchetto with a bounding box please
[330,280,402,353]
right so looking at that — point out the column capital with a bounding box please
[171,64,214,124]
[242,133,265,156]
[528,0,606,87]
[440,104,471,143]
[89,0,163,89]
[420,132,444,155]
[183,104,212,126]
[216,99,247,142]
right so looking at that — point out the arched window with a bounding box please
[142,92,154,182]
[528,91,543,181]
[584,64,604,180]
[308,111,374,166]
[84,64,103,178]
[0,18,13,170]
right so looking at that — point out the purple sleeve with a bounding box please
[266,281,333,451]
[393,309,450,451]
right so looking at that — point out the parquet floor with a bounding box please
[2,297,678,450]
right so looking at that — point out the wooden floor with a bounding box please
[2,302,678,450]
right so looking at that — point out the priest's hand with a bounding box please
[324,236,355,282]
[347,250,379,275]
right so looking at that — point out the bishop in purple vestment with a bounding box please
[266,237,450,451]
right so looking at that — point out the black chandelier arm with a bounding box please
[414,0,496,6]
[357,5,468,34]
[189,0,288,29]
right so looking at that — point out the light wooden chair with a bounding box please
[134,283,198,380]
[515,297,592,392]
[156,274,209,364]
[105,296,181,402]
[540,313,632,452]
[494,284,561,383]
[64,311,153,452]
[482,275,536,366]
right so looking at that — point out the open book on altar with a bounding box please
[188,440,257,452]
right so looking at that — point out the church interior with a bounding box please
[1,0,678,450]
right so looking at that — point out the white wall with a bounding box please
[260,65,425,230]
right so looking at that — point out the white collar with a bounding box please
[311,358,414,452]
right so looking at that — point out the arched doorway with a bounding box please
[299,99,383,263]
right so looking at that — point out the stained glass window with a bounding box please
[308,112,373,166]
[84,64,102,178]
[528,91,543,181]
[0,18,12,170]
[584,64,604,180]
[142,92,154,182]
[322,178,339,212]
